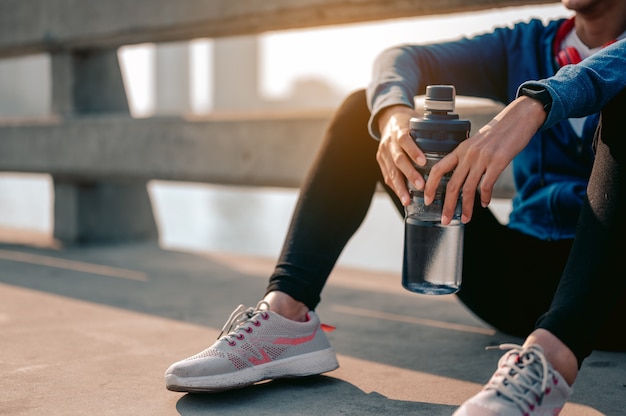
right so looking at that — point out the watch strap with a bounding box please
[519,86,553,113]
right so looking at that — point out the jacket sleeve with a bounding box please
[519,37,626,130]
[366,28,513,139]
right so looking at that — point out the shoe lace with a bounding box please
[485,343,553,414]
[217,301,270,341]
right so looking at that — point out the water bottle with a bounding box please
[402,85,471,295]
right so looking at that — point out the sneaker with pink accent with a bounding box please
[165,301,339,392]
[453,344,572,416]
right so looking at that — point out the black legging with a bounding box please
[536,88,626,366]
[266,89,626,361]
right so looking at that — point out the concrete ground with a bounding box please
[0,239,624,415]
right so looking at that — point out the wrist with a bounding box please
[518,86,553,114]
[516,95,548,129]
[377,104,415,134]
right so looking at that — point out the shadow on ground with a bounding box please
[175,376,457,416]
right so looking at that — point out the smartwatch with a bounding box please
[519,86,553,113]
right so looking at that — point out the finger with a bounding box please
[424,153,458,206]
[476,164,509,208]
[459,169,484,223]
[390,165,411,206]
[387,132,426,204]
[397,132,425,191]
[439,163,469,225]
[376,149,411,206]
[402,136,426,169]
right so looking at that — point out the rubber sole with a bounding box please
[165,348,339,393]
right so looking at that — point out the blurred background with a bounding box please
[0,2,569,273]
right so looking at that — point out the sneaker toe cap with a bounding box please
[165,355,238,378]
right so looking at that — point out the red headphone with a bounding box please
[554,17,617,67]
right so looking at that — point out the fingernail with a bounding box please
[424,196,431,206]
[401,195,410,206]
[414,179,423,190]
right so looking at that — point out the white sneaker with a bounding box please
[165,301,339,392]
[453,344,572,416]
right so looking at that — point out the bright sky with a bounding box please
[119,3,571,117]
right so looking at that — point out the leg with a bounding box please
[165,89,388,391]
[533,86,626,369]
[454,88,626,415]
[265,89,395,315]
[457,200,573,337]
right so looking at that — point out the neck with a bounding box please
[574,2,626,47]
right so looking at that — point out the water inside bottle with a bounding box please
[402,219,463,295]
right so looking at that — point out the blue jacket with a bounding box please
[367,18,626,240]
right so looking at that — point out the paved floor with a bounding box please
[0,240,624,415]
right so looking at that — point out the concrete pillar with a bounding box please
[51,49,131,116]
[0,55,49,117]
[154,42,191,116]
[212,35,261,111]
[53,181,158,243]
[50,48,158,245]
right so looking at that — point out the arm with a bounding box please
[366,34,511,139]
[527,37,626,129]
[425,38,626,225]
[367,30,512,205]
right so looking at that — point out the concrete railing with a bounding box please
[0,0,555,244]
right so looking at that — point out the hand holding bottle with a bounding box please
[424,95,547,225]
[376,104,424,206]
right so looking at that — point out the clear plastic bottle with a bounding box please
[402,85,471,295]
